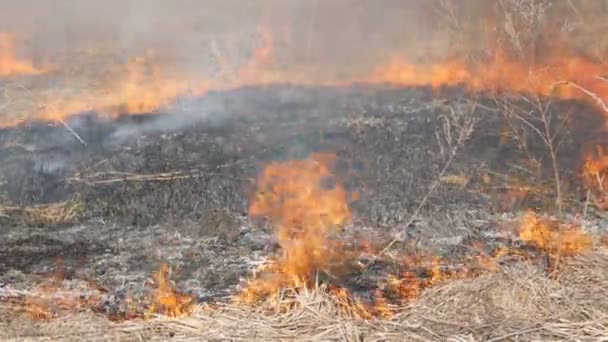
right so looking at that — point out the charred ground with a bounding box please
[0,84,606,313]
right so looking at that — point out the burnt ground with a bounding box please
[0,84,607,315]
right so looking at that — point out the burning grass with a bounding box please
[1,251,607,341]
[0,32,47,77]
[583,145,608,210]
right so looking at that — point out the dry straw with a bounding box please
[1,249,607,341]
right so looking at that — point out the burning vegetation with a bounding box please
[0,32,46,77]
[1,0,608,340]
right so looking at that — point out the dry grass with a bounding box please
[1,249,607,341]
[0,197,84,227]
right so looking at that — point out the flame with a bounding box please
[240,153,351,302]
[368,47,608,104]
[37,53,208,123]
[146,263,194,318]
[21,258,102,320]
[237,25,277,83]
[25,27,281,125]
[3,25,608,131]
[582,145,608,209]
[8,261,194,321]
[518,211,592,257]
[0,32,46,77]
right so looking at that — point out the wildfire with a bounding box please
[20,259,102,320]
[240,153,352,302]
[25,26,281,125]
[369,48,608,104]
[237,150,599,316]
[518,211,592,257]
[582,145,608,210]
[146,263,194,318]
[37,53,208,123]
[3,23,608,133]
[0,32,46,77]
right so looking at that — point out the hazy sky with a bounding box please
[0,0,440,66]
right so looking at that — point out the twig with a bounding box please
[582,188,591,229]
[59,119,87,146]
[363,102,478,265]
[375,145,460,258]
[486,325,543,342]
[555,80,608,114]
[210,38,237,83]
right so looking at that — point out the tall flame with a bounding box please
[0,32,46,77]
[582,145,608,210]
[241,153,351,301]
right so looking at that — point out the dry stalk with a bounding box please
[0,196,84,226]
[369,101,479,261]
[496,95,568,217]
[498,0,551,59]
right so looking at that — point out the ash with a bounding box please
[1,84,606,317]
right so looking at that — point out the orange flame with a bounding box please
[21,259,102,320]
[368,48,608,104]
[582,145,608,209]
[37,53,209,123]
[146,263,194,318]
[241,153,351,302]
[518,211,592,257]
[3,25,608,131]
[0,32,46,77]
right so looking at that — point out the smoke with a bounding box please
[1,0,606,140]
[0,0,440,69]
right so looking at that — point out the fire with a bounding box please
[5,261,194,321]
[27,27,280,125]
[237,25,277,83]
[368,47,608,104]
[241,153,351,302]
[21,259,102,320]
[146,263,194,318]
[4,24,608,132]
[0,32,46,77]
[582,145,608,209]
[518,211,592,257]
[37,53,208,123]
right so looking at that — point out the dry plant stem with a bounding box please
[59,119,87,146]
[527,97,566,272]
[557,80,608,114]
[539,99,563,218]
[375,144,460,258]
[210,38,237,83]
[13,83,87,145]
[499,96,568,216]
[371,102,478,261]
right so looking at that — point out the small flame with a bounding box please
[22,259,101,320]
[518,211,592,257]
[582,145,608,210]
[146,263,194,318]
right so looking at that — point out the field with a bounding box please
[1,1,608,341]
